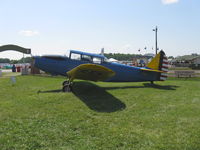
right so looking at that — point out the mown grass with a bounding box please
[0,76,200,150]
[1,72,21,77]
[169,67,193,70]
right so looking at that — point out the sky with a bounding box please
[0,0,200,59]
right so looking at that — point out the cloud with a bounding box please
[162,0,179,4]
[123,44,132,50]
[19,30,39,36]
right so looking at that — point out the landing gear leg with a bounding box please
[62,79,73,92]
[62,80,69,86]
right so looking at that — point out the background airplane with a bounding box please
[33,50,168,92]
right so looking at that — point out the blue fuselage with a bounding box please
[34,56,159,82]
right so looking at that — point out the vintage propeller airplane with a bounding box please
[33,50,168,92]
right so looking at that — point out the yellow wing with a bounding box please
[67,64,115,81]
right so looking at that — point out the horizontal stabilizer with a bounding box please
[140,68,164,73]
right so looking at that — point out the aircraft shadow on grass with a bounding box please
[37,81,126,113]
[38,81,179,112]
[143,83,179,90]
[103,83,179,91]
[72,81,126,113]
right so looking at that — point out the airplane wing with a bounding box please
[67,64,115,81]
[140,68,164,73]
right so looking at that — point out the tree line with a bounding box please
[0,57,32,64]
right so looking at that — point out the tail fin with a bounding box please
[147,50,168,81]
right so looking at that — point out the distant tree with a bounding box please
[9,57,32,64]
[191,53,198,56]
[104,53,141,61]
[0,57,32,64]
[10,60,19,64]
[0,58,10,63]
[18,57,32,63]
[168,56,174,59]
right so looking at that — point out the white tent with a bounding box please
[108,58,118,62]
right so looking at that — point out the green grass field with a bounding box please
[0,75,200,150]
[1,72,21,77]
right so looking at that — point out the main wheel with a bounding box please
[62,80,69,86]
[62,85,72,92]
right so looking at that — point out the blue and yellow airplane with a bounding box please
[33,50,168,92]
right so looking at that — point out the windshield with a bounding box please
[70,53,81,60]
[103,57,109,63]
[81,55,92,62]
[93,57,101,64]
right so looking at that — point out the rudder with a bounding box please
[147,50,168,81]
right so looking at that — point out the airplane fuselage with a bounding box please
[34,55,159,82]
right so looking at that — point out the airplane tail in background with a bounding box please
[147,50,168,81]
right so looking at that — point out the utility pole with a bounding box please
[153,26,158,54]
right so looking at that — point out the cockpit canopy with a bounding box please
[40,50,108,64]
[69,50,107,64]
